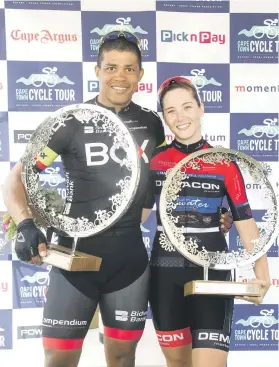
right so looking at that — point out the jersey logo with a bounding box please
[138,140,149,163]
[85,140,150,166]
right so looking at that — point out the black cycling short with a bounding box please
[42,229,149,350]
[149,265,234,352]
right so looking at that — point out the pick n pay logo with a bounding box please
[161,30,226,44]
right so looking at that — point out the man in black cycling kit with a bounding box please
[2,32,232,367]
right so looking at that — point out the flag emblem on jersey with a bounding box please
[35,146,58,171]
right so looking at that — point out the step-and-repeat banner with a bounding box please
[0,0,279,365]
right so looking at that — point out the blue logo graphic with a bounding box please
[157,63,229,113]
[4,0,81,10]
[229,210,278,257]
[231,304,279,351]
[0,310,12,350]
[13,261,51,309]
[7,61,83,112]
[156,1,229,13]
[141,210,157,256]
[0,112,9,161]
[82,12,156,61]
[39,162,66,199]
[230,114,278,161]
[231,14,279,63]
[0,9,6,60]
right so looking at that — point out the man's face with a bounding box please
[95,50,144,111]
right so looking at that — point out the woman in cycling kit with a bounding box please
[144,76,271,367]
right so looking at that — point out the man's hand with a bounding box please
[236,278,270,305]
[15,218,48,266]
[220,208,233,234]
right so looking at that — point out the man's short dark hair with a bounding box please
[97,36,142,69]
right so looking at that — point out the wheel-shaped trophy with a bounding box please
[159,148,279,297]
[18,103,140,271]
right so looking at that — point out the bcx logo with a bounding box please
[85,140,149,165]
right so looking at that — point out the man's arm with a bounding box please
[2,161,31,225]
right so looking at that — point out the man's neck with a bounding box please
[97,95,131,113]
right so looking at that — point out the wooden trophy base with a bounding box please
[42,243,102,271]
[184,280,261,297]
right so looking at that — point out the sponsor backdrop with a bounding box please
[0,0,279,366]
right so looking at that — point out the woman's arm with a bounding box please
[234,218,271,304]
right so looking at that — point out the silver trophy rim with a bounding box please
[21,103,141,238]
[159,147,279,270]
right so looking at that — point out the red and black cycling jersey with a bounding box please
[146,138,253,261]
[21,96,166,231]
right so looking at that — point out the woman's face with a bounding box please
[162,88,204,145]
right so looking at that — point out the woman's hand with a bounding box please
[236,278,271,305]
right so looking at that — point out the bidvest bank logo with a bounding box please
[8,63,82,111]
[82,13,156,61]
[231,15,279,63]
[230,114,278,161]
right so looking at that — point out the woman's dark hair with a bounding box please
[159,81,202,111]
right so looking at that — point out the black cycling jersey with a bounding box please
[22,96,165,232]
[147,138,253,264]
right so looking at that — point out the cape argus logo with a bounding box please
[82,12,156,61]
[10,29,78,44]
[231,14,279,63]
[157,63,229,112]
[8,62,82,111]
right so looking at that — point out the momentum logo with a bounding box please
[234,84,279,93]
